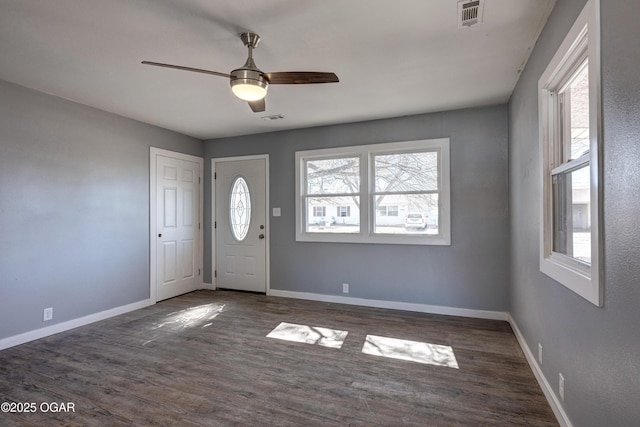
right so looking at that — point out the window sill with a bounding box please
[296,232,451,246]
[540,254,601,306]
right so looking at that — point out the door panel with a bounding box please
[156,154,200,301]
[215,158,267,293]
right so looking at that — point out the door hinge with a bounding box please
[214,221,217,229]
[198,268,201,276]
[214,270,217,278]
[214,172,217,179]
[199,223,201,230]
[199,176,201,184]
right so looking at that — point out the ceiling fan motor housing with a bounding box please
[241,32,261,49]
[230,68,268,101]
[230,33,268,101]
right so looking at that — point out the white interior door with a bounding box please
[215,158,267,293]
[155,154,201,301]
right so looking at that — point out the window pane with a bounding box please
[374,152,438,192]
[567,63,590,159]
[552,164,591,264]
[306,157,359,195]
[306,196,360,233]
[374,194,439,235]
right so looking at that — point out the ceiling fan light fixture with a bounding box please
[231,81,267,101]
[230,69,268,101]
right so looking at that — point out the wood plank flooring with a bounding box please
[0,290,558,426]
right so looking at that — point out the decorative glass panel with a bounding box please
[229,177,251,241]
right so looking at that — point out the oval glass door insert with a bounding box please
[229,176,251,241]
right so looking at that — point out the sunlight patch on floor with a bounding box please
[266,322,348,349]
[362,335,459,368]
[154,303,225,330]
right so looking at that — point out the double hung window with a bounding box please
[296,138,450,245]
[538,0,601,305]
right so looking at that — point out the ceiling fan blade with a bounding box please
[141,61,230,78]
[249,99,266,113]
[264,72,339,85]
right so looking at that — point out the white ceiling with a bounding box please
[0,0,554,140]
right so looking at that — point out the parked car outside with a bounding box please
[404,212,428,229]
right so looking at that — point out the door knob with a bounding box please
[259,234,265,239]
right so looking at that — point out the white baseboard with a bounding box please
[269,290,508,321]
[508,315,572,427]
[0,299,154,351]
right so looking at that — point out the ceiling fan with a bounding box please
[142,32,339,113]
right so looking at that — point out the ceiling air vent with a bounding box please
[262,114,284,121]
[458,0,484,28]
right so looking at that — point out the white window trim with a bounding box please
[295,138,451,245]
[538,0,602,306]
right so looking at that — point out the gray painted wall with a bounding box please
[0,80,203,340]
[509,0,640,425]
[204,105,509,311]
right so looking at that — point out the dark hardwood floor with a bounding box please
[0,290,557,426]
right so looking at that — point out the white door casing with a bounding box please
[150,148,203,302]
[214,156,268,293]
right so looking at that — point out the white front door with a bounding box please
[215,158,267,293]
[154,152,202,301]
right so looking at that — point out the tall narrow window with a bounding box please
[552,62,591,263]
[539,0,601,305]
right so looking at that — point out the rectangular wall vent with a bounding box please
[458,0,484,28]
[262,114,285,121]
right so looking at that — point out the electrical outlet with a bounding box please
[559,373,565,401]
[538,343,543,365]
[342,283,349,293]
[43,307,53,322]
